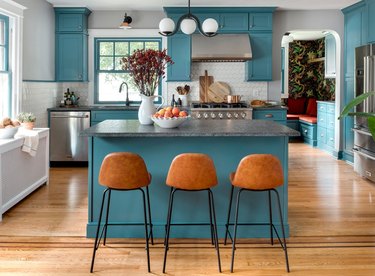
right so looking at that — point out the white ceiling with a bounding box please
[46,0,361,11]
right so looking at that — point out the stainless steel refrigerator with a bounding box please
[354,44,375,182]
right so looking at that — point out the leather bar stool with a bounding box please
[163,153,221,273]
[224,154,290,273]
[90,152,153,273]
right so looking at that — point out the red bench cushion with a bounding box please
[306,98,317,117]
[299,115,317,124]
[287,114,300,120]
[287,97,307,114]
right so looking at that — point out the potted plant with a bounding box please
[120,48,174,125]
[17,112,36,130]
[338,92,375,141]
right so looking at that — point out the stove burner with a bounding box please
[191,102,249,109]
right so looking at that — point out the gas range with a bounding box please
[190,102,253,120]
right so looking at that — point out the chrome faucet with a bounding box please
[119,82,130,106]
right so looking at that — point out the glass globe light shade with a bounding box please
[180,18,197,35]
[202,18,219,35]
[159,18,175,34]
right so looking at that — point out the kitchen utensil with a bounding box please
[224,95,241,104]
[208,81,231,103]
[199,70,213,102]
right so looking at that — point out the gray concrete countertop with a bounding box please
[47,105,140,111]
[81,119,300,137]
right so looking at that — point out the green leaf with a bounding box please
[369,117,375,142]
[338,92,375,119]
[347,112,375,118]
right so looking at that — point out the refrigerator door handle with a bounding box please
[352,127,373,136]
[363,56,375,113]
[353,147,375,161]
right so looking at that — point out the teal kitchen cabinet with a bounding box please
[342,1,366,162]
[367,0,375,43]
[252,108,286,125]
[317,101,336,155]
[167,34,191,81]
[219,13,248,31]
[91,110,138,125]
[281,47,285,94]
[54,8,91,82]
[249,13,273,31]
[246,32,273,81]
[325,34,336,78]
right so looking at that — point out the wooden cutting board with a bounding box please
[208,81,231,103]
[199,70,213,103]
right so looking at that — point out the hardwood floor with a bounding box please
[0,142,375,275]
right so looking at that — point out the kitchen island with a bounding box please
[82,119,299,238]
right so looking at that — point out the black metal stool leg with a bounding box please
[90,188,109,273]
[208,190,214,245]
[209,189,222,273]
[268,190,274,245]
[273,189,290,272]
[103,189,112,246]
[230,188,243,273]
[146,186,154,245]
[140,188,151,273]
[164,187,173,246]
[224,185,234,245]
[163,188,176,273]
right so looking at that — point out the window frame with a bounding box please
[0,13,11,117]
[93,37,162,105]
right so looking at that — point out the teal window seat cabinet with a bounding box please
[164,7,276,82]
[54,8,91,82]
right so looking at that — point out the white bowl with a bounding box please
[0,127,19,139]
[151,116,189,129]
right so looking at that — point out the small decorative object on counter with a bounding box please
[151,106,189,128]
[171,94,177,107]
[17,112,36,130]
[176,85,190,106]
[0,117,20,139]
[63,89,80,107]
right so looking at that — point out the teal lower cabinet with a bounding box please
[317,101,336,155]
[91,110,138,125]
[252,108,287,125]
[300,121,317,146]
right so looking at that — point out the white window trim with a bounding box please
[88,29,167,105]
[0,0,26,117]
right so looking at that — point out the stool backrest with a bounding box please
[231,154,284,190]
[99,152,150,189]
[166,153,218,190]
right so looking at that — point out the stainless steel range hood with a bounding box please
[192,34,252,62]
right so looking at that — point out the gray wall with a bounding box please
[14,0,55,81]
[270,10,345,100]
[89,10,164,29]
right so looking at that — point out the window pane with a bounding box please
[129,42,144,54]
[0,72,10,117]
[115,57,125,70]
[99,57,113,70]
[0,20,4,45]
[100,42,113,55]
[145,42,159,50]
[98,72,141,102]
[115,42,128,56]
[0,47,4,71]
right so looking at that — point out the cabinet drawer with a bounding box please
[301,123,315,139]
[318,103,327,113]
[91,111,138,123]
[317,126,327,144]
[326,129,335,148]
[317,111,327,127]
[326,113,336,130]
[252,110,286,121]
[326,103,335,114]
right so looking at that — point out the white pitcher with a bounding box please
[138,94,164,125]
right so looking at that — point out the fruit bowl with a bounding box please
[151,116,190,129]
[0,127,19,139]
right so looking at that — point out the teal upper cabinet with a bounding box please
[54,8,91,82]
[249,13,273,31]
[246,32,273,81]
[281,47,285,93]
[167,34,191,81]
[325,34,336,78]
[367,0,375,43]
[219,13,248,31]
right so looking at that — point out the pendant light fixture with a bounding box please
[119,12,132,29]
[159,0,218,37]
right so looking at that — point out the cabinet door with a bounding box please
[344,77,355,159]
[219,13,248,31]
[325,34,336,78]
[167,34,191,81]
[246,33,272,81]
[56,34,85,81]
[249,13,273,31]
[281,47,285,94]
[91,110,138,125]
[367,0,375,43]
[56,13,84,32]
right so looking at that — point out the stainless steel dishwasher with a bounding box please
[50,111,90,162]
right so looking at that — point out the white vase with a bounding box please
[138,94,164,125]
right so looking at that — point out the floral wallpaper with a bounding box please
[288,38,335,101]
